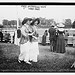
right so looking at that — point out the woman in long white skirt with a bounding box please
[18,18,32,64]
[19,41,31,63]
[28,18,40,62]
[29,41,39,62]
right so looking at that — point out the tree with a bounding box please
[2,19,8,25]
[0,24,3,28]
[8,21,11,25]
[63,19,72,28]
[49,19,56,26]
[11,20,17,25]
[18,18,22,27]
[40,18,46,25]
[72,21,75,28]
[64,19,72,25]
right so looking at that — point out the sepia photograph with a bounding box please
[0,4,75,72]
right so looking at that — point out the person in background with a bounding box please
[17,27,21,46]
[72,19,75,28]
[48,24,56,52]
[4,31,10,43]
[0,29,3,42]
[42,30,48,46]
[14,27,21,45]
[56,23,65,53]
[54,25,58,52]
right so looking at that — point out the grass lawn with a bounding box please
[0,43,75,72]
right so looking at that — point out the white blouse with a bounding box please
[58,28,64,32]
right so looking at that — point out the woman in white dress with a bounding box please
[18,18,32,64]
[28,18,40,62]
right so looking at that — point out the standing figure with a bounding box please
[56,23,65,53]
[14,27,21,45]
[18,18,32,64]
[48,25,56,52]
[42,30,48,46]
[17,27,21,46]
[29,18,40,63]
[54,25,58,51]
[0,29,3,42]
[4,31,10,43]
[72,20,75,28]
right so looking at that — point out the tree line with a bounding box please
[0,18,74,28]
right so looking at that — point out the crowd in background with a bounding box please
[0,18,75,44]
[42,23,66,53]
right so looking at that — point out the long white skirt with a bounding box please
[19,41,30,62]
[29,41,39,62]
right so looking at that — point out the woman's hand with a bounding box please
[32,36,38,39]
[28,33,33,36]
[28,32,35,36]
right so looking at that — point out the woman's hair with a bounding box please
[30,18,40,26]
[22,18,32,25]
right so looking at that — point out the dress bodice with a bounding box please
[57,28,65,37]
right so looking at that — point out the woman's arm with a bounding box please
[28,31,35,36]
[32,26,39,39]
[21,26,28,37]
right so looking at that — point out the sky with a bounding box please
[0,5,75,24]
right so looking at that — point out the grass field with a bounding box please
[0,43,75,72]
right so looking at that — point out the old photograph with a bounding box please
[0,5,75,72]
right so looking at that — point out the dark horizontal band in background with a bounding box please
[0,2,75,5]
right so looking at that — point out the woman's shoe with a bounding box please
[25,61,32,65]
[18,60,21,63]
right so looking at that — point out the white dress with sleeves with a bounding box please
[18,25,30,62]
